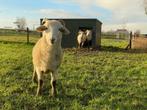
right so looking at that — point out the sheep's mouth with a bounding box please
[51,39,55,44]
[51,41,54,44]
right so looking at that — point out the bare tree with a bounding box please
[144,0,147,14]
[14,17,27,30]
[134,29,141,37]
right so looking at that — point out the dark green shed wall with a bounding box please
[40,18,102,49]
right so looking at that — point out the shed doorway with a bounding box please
[78,27,93,48]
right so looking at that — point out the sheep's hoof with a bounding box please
[52,93,56,97]
[36,93,40,96]
[50,94,56,98]
[32,78,38,84]
[36,93,39,96]
[32,76,38,83]
[36,91,41,96]
[50,90,57,97]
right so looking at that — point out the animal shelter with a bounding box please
[40,18,102,49]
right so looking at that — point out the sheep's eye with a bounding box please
[42,21,46,25]
[59,28,65,33]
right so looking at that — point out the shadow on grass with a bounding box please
[0,40,147,54]
[100,46,147,54]
[100,46,125,52]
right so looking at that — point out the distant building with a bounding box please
[4,27,13,29]
[116,29,129,39]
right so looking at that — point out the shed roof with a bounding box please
[40,18,102,24]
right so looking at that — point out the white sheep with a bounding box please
[77,30,87,48]
[85,30,92,41]
[85,29,92,48]
[77,29,92,49]
[32,19,70,96]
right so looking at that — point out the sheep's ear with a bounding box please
[58,19,65,26]
[59,27,70,35]
[78,30,82,34]
[36,25,48,32]
[42,18,48,24]
[58,20,70,35]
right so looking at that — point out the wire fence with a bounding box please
[0,28,40,43]
[0,28,131,50]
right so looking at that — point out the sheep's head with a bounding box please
[78,30,87,42]
[86,30,92,36]
[36,19,70,45]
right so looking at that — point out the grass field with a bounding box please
[0,29,40,43]
[0,35,40,43]
[0,38,147,110]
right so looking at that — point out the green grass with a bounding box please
[101,39,128,48]
[0,38,147,110]
[0,35,40,43]
[0,29,40,43]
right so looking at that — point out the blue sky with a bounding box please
[0,0,147,33]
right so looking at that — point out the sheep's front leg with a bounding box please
[36,70,43,96]
[50,71,58,97]
[81,42,84,48]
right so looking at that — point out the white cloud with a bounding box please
[0,16,40,30]
[56,0,147,33]
[95,0,147,33]
[1,0,147,33]
[103,22,147,34]
[96,0,145,21]
[127,23,147,34]
[38,9,81,18]
[0,18,16,28]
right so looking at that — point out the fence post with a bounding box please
[129,31,132,49]
[27,27,29,44]
[125,31,133,50]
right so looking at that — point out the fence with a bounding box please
[0,28,40,43]
[132,37,147,50]
[102,33,129,40]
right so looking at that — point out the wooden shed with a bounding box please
[40,18,102,49]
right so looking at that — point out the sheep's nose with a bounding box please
[51,39,55,44]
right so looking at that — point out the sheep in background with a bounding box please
[85,29,92,49]
[32,19,70,96]
[86,30,92,41]
[77,29,93,49]
[77,30,87,48]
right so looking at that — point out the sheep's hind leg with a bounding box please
[36,69,44,96]
[79,42,82,48]
[32,67,37,83]
[88,41,90,51]
[50,71,58,97]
